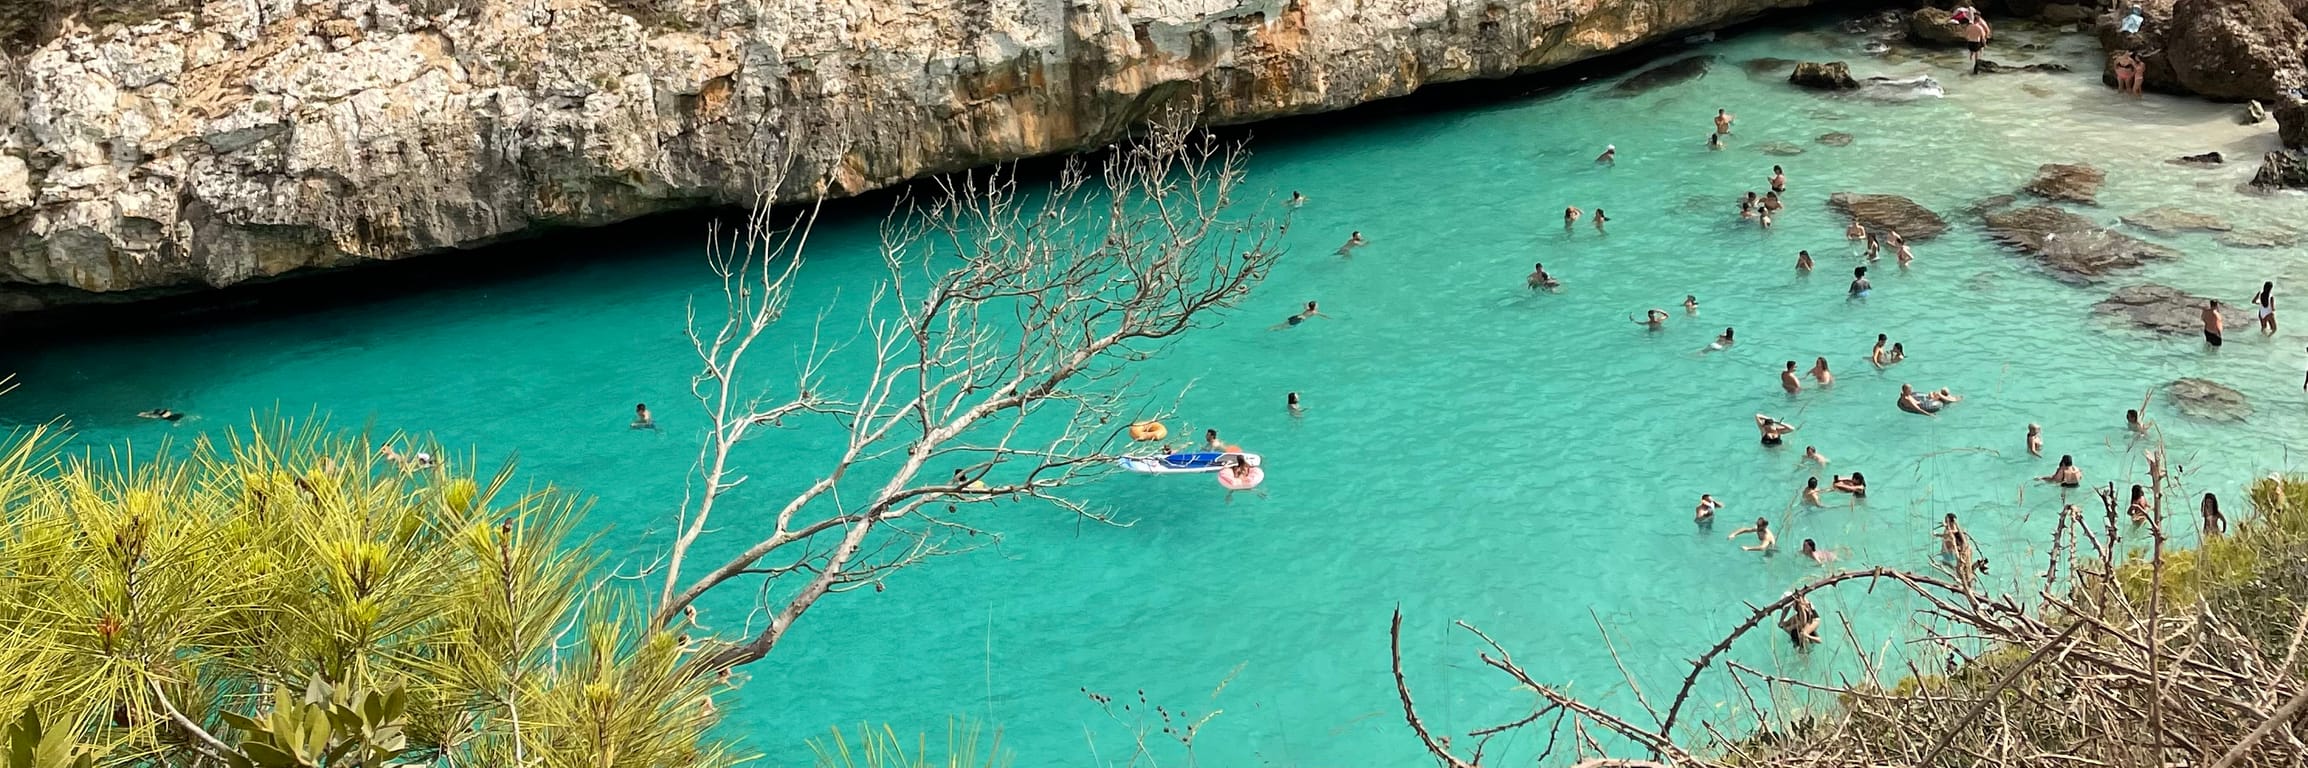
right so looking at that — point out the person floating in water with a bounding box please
[2025,423,2044,457]
[1781,360,1803,394]
[1204,428,1239,453]
[1683,295,1699,314]
[1728,517,1776,552]
[1803,445,1829,467]
[1808,356,1833,386]
[1694,493,1724,523]
[2203,299,2224,347]
[2252,281,2277,335]
[1796,249,1814,272]
[2038,454,2083,488]
[1798,538,1835,566]
[1769,165,1787,193]
[1272,301,1328,330]
[1896,383,1936,416]
[1755,413,1796,445]
[137,408,184,422]
[1592,208,1610,233]
[1632,308,1670,330]
[1528,262,1562,291]
[1563,206,1583,231]
[1849,266,1871,298]
[1336,231,1367,257]
[1703,327,1736,353]
[1595,144,1617,165]
[632,403,656,430]
[1287,191,1306,208]
[1287,391,1303,417]
[1715,108,1736,134]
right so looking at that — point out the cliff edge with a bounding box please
[0,0,1810,311]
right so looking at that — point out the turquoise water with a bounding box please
[6,17,2308,766]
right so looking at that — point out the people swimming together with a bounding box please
[1896,383,1960,415]
[1529,262,1563,291]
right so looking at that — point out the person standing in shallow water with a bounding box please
[1769,165,1787,193]
[1563,206,1582,231]
[2251,281,2276,334]
[2203,299,2225,347]
[1528,262,1561,291]
[1809,357,1833,386]
[1709,132,1725,151]
[1592,208,1609,233]
[1796,249,1814,272]
[1287,392,1303,417]
[1595,144,1616,165]
[1849,266,1871,298]
[1781,360,1803,394]
[1715,108,1735,135]
[2026,423,2043,457]
[632,404,656,429]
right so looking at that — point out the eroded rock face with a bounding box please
[2166,377,2252,422]
[1789,60,1858,89]
[1908,8,1968,45]
[1986,206,2179,283]
[0,0,1832,311]
[2022,163,2107,204]
[1826,192,1947,240]
[2253,151,2308,189]
[2165,0,2308,100]
[2095,284,2238,334]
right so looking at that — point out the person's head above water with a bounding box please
[2059,454,2074,468]
[1800,538,1817,552]
[2131,484,2146,499]
[1304,301,1318,311]
[1721,327,1735,339]
[1807,476,1819,489]
[1877,333,1888,343]
[1773,165,1784,174]
[1288,391,1300,404]
[2127,408,2141,422]
[1786,360,1797,371]
[1855,265,1868,278]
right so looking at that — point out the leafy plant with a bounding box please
[4,708,93,768]
[219,677,407,768]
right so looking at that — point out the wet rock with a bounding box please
[2251,150,2308,190]
[1972,59,2074,74]
[1987,207,2180,282]
[2219,228,2300,248]
[1790,61,1860,90]
[1909,8,1969,46]
[2021,83,2056,97]
[2039,4,2094,25]
[1742,57,1802,76]
[2094,284,2236,334]
[2123,207,2231,233]
[2095,2,2181,95]
[2166,378,2252,422]
[1827,193,1949,240]
[1857,75,1945,101]
[2172,152,2225,165]
[1817,132,1856,146]
[1609,56,1716,97]
[2164,0,2308,101]
[1968,194,2018,213]
[2022,163,2108,204]
[2246,100,2271,124]
[1759,141,1806,156]
[2279,98,2308,149]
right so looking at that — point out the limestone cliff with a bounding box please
[0,0,1812,311]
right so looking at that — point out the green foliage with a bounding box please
[0,419,743,767]
[6,708,93,768]
[810,719,1008,768]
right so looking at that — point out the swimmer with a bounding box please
[1924,387,1960,410]
[1564,206,1583,231]
[1593,208,1610,233]
[2126,484,2152,525]
[2252,281,2276,334]
[1849,266,1871,298]
[1708,132,1725,151]
[1808,357,1833,386]
[1204,428,1238,453]
[2025,423,2043,457]
[1769,165,1787,193]
[1755,413,1796,446]
[1796,249,1814,272]
[1864,233,1881,261]
[1683,295,1699,315]
[1336,231,1367,257]
[1704,327,1736,353]
[1695,493,1724,523]
[2038,454,2083,488]
[2125,408,2149,435]
[1937,513,1973,563]
[1830,472,1867,496]
[1728,517,1776,552]
[1778,595,1823,647]
[1802,445,1829,467]
[952,468,989,492]
[1781,360,1803,394]
[1528,262,1563,291]
[1287,391,1303,416]
[1761,191,1783,212]
[1596,144,1617,165]
[1798,538,1835,565]
[1632,308,1670,329]
[1846,220,1867,241]
[1802,476,1824,506]
[1739,191,1758,219]
[1288,191,1306,208]
[1870,333,1889,367]
[631,403,656,430]
[1758,209,1773,229]
[1897,383,1936,416]
[1884,229,1905,248]
[1271,301,1328,330]
[137,408,184,422]
[1888,343,1905,363]
[2202,492,2228,536]
[1715,108,1735,134]
[1895,239,1914,267]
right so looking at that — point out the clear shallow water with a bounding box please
[6,17,2308,767]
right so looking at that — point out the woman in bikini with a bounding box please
[1755,413,1797,446]
[1831,472,1868,497]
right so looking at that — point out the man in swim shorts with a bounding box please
[1781,360,1803,394]
[1715,109,1735,135]
[2203,299,2224,347]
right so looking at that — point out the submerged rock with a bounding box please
[1857,75,1945,101]
[2172,152,2225,166]
[2251,151,2308,190]
[2219,228,2301,248]
[1986,207,2179,282]
[1790,61,1860,90]
[1817,132,1857,146]
[1610,56,1717,97]
[1758,141,1806,156]
[2094,284,2235,334]
[1971,59,2074,74]
[1827,193,1949,240]
[1968,194,2019,213]
[1742,57,1803,76]
[2166,378,2253,422]
[2022,163,2108,204]
[2122,207,2232,233]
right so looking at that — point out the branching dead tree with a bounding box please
[642,116,1286,673]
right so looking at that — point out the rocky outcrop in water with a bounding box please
[2094,284,2241,335]
[1608,55,1716,97]
[0,0,1829,312]
[2021,163,2106,204]
[1788,61,1857,90]
[1826,192,1946,240]
[1970,59,2071,75]
[2121,207,2230,233]
[2166,378,2252,422]
[2252,151,2308,189]
[1907,8,1967,46]
[1986,206,2179,283]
